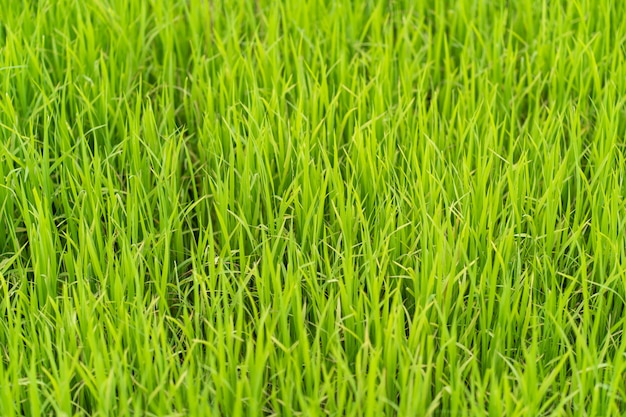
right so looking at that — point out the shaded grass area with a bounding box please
[1,0,626,415]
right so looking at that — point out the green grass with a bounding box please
[1,0,626,415]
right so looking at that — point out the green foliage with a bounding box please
[1,0,626,415]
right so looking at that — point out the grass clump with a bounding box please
[2,0,626,415]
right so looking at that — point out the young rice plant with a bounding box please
[1,0,626,415]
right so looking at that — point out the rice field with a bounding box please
[1,0,626,415]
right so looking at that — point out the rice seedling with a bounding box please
[2,0,626,415]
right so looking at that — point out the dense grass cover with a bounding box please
[1,0,626,415]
